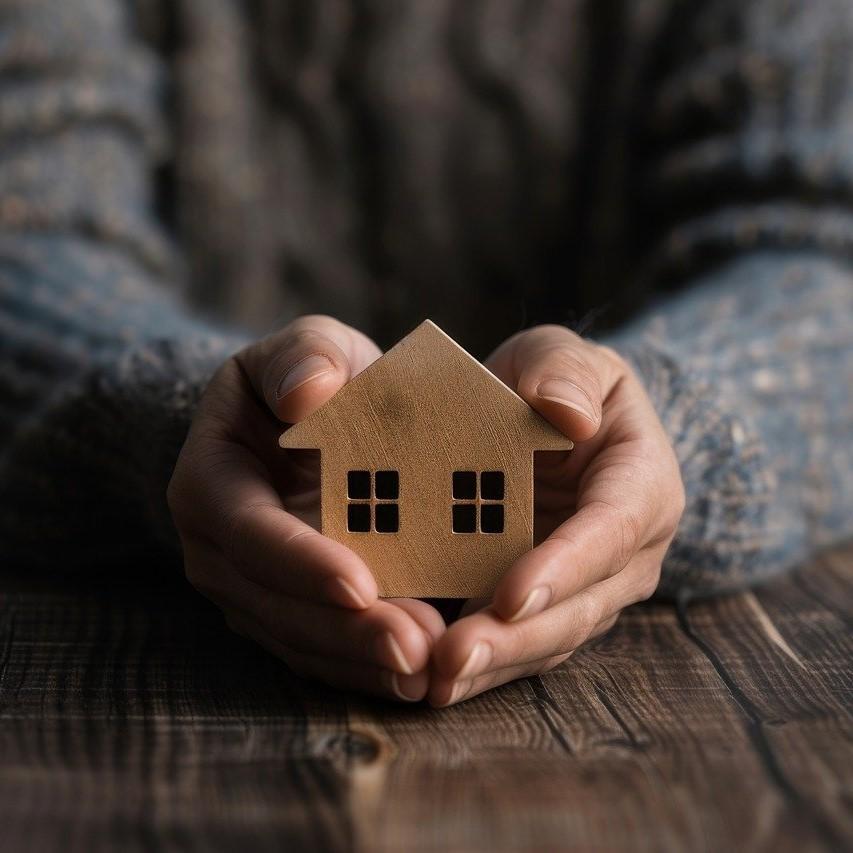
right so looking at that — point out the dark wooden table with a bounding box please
[1,545,850,852]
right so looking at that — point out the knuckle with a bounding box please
[582,594,606,637]
[604,613,620,632]
[636,564,662,601]
[562,594,601,651]
[539,533,579,569]
[590,499,645,569]
[671,477,687,523]
[619,511,645,564]
[505,622,531,664]
[655,466,686,538]
[589,614,620,642]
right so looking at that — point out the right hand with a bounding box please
[167,315,446,702]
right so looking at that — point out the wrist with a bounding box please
[600,335,783,598]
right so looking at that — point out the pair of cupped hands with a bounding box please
[168,316,684,706]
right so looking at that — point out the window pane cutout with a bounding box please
[452,471,477,500]
[347,503,371,533]
[480,503,504,533]
[347,470,371,499]
[375,503,399,533]
[452,470,505,534]
[480,471,504,500]
[375,470,399,499]
[346,470,400,533]
[452,503,477,534]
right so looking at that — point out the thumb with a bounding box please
[486,325,624,442]
[237,314,383,423]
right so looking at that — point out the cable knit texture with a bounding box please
[0,0,851,595]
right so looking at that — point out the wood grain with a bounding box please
[279,320,573,598]
[0,544,850,852]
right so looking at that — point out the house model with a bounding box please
[279,320,574,598]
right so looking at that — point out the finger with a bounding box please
[428,653,573,708]
[177,439,378,608]
[236,314,382,423]
[188,540,431,674]
[225,610,429,702]
[490,336,680,623]
[485,326,626,442]
[429,613,619,707]
[385,598,447,647]
[492,495,661,622]
[432,564,649,681]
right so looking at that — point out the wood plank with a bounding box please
[677,552,853,850]
[0,586,353,852]
[348,598,832,852]
[0,546,850,852]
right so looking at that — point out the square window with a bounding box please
[347,470,371,499]
[374,503,399,533]
[347,503,371,533]
[452,471,477,500]
[375,470,399,500]
[480,504,504,534]
[480,471,504,500]
[452,503,477,533]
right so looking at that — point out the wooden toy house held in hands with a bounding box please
[279,320,573,598]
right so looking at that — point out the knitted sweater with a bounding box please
[0,0,851,598]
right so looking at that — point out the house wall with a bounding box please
[280,321,572,598]
[321,449,534,598]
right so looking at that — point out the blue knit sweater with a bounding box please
[0,0,851,598]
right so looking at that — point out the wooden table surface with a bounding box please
[0,545,850,852]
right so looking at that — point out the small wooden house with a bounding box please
[279,320,573,598]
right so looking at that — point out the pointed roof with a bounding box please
[279,319,573,454]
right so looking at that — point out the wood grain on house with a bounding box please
[280,320,573,598]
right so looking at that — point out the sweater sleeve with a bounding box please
[0,0,248,575]
[603,1,853,598]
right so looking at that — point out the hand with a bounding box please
[168,315,445,703]
[428,325,685,706]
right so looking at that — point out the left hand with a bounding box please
[428,325,685,706]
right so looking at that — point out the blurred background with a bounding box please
[132,0,683,357]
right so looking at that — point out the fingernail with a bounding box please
[448,680,472,706]
[509,585,551,622]
[331,577,368,609]
[379,632,415,675]
[277,354,335,399]
[387,671,422,702]
[455,640,492,681]
[536,378,597,421]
